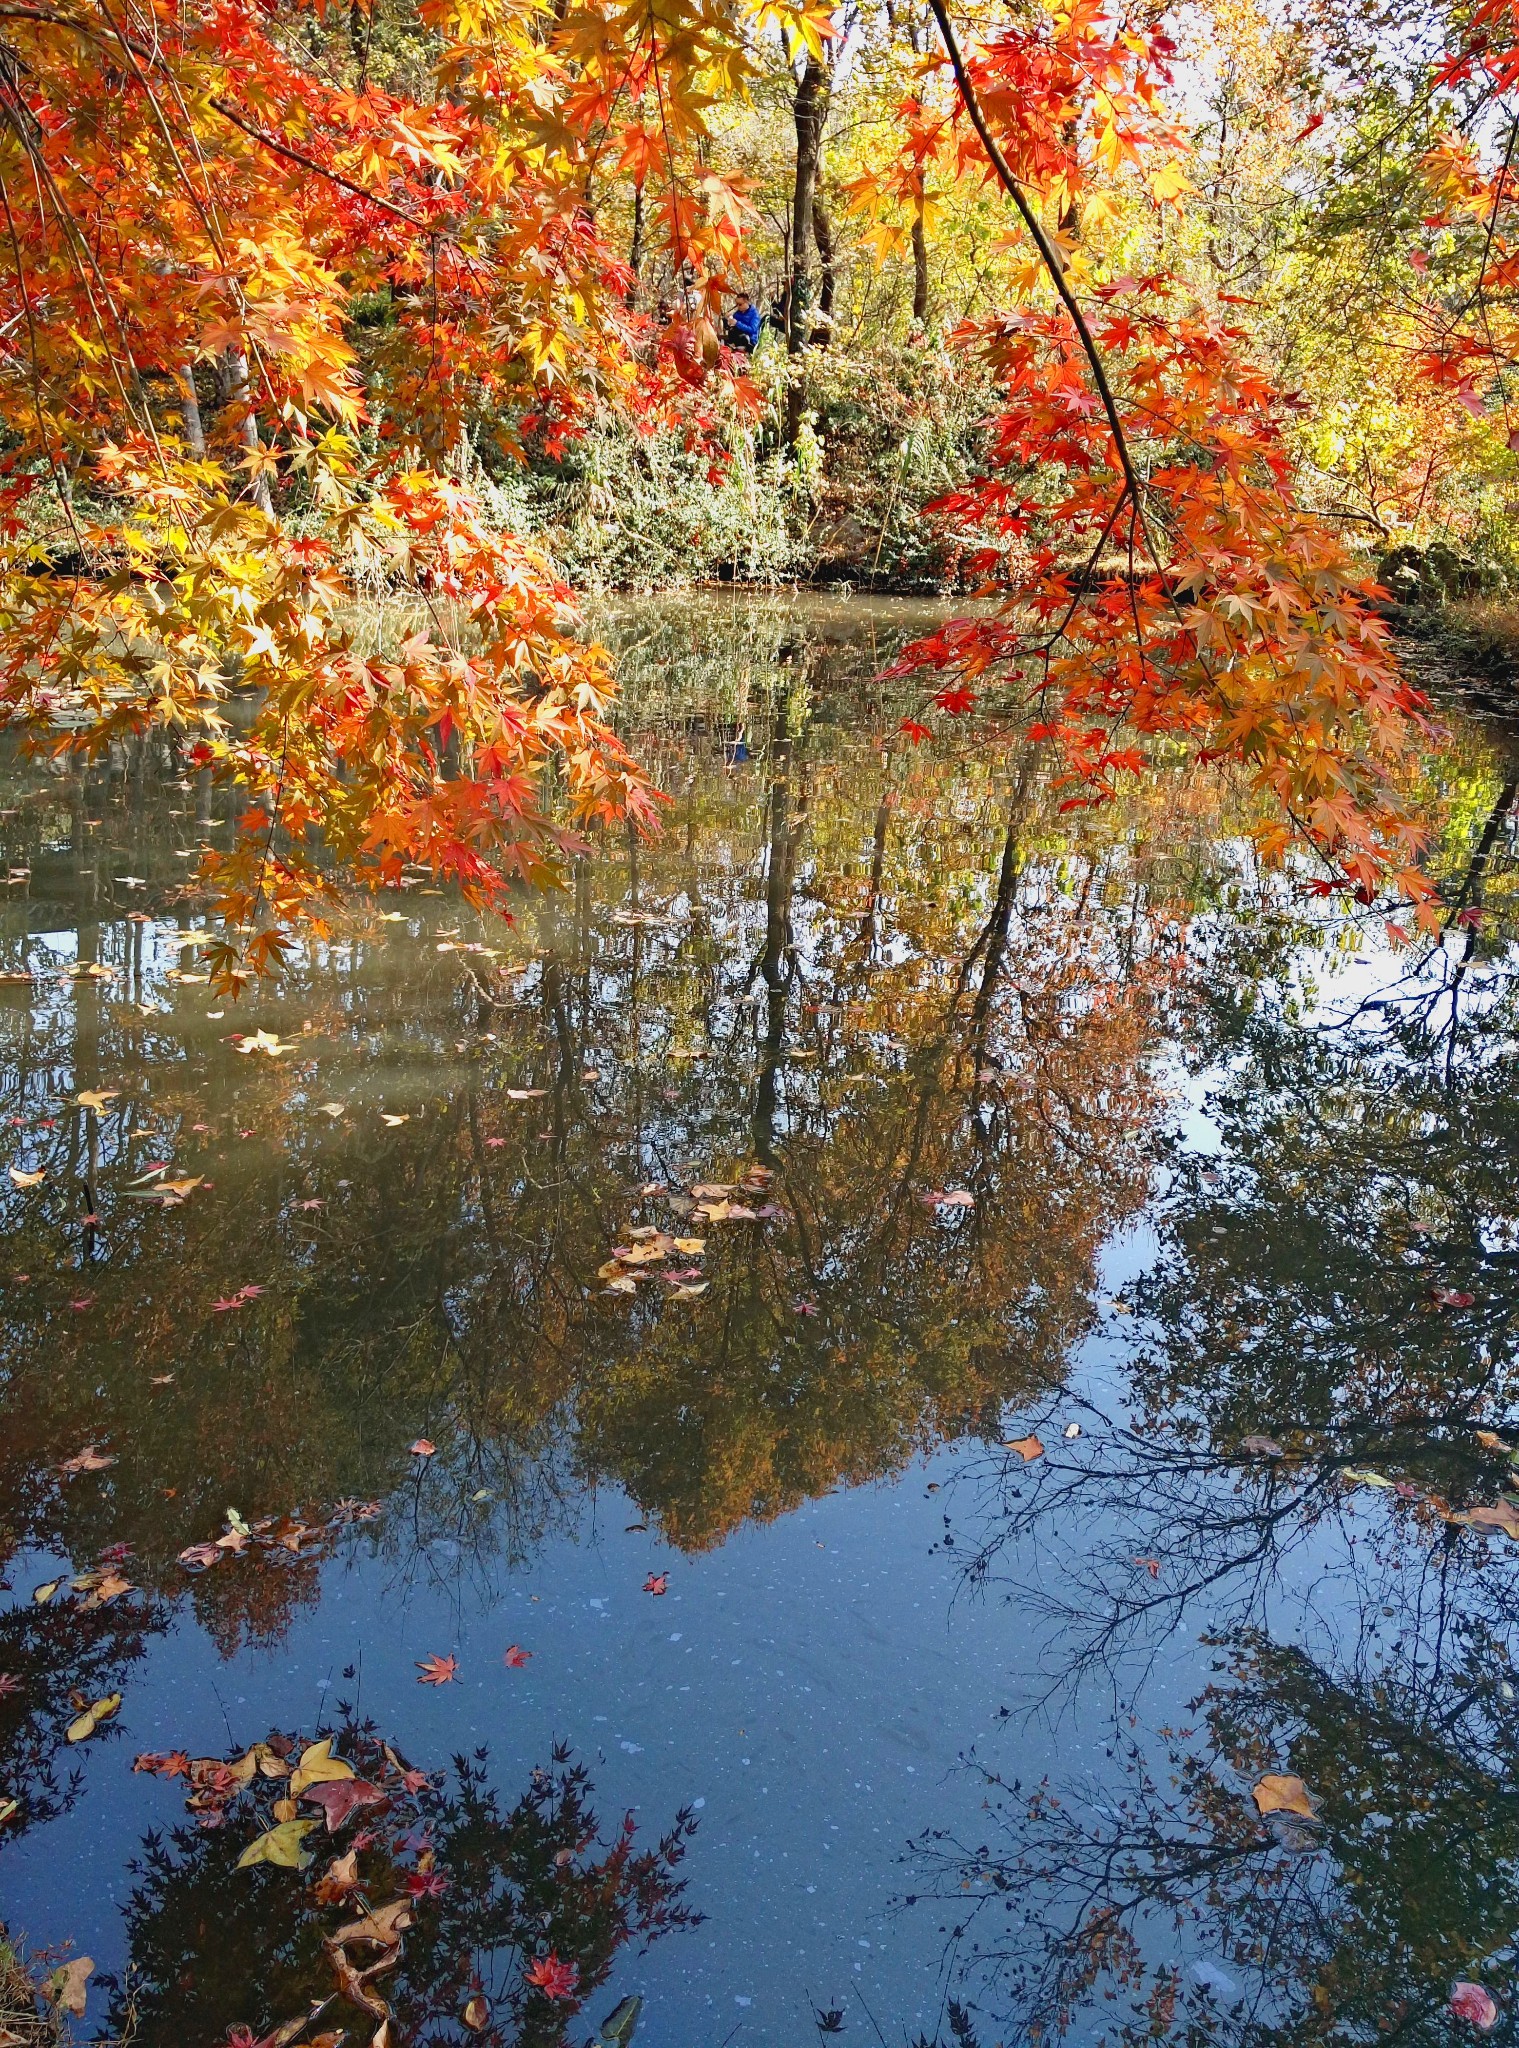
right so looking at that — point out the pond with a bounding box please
[1,591,1518,2048]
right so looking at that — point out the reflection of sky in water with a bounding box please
[0,597,1517,2045]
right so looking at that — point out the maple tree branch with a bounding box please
[922,0,1144,515]
[0,4,434,232]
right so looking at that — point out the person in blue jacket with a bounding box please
[726,292,762,353]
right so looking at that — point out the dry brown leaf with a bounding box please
[1004,1435,1044,1462]
[315,1847,361,1904]
[333,1897,413,1950]
[43,1957,92,2017]
[1460,1500,1519,1540]
[1252,1772,1320,1820]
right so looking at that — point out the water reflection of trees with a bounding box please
[0,618,1219,1634]
[917,809,1519,2045]
[93,1723,699,2048]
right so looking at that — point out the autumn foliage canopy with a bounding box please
[0,0,1507,972]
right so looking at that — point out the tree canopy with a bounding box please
[2,0,1514,976]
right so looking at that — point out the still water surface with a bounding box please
[0,595,1517,2047]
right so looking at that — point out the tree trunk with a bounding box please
[911,196,929,324]
[628,181,645,302]
[811,193,835,343]
[785,49,828,442]
[224,346,274,517]
[177,363,206,458]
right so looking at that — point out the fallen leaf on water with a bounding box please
[60,1444,115,1474]
[289,1738,355,1797]
[42,1958,92,2018]
[463,1995,491,2033]
[234,1031,297,1057]
[77,1571,132,1610]
[0,1796,18,1827]
[409,1439,436,1457]
[643,1573,668,1595]
[1432,1287,1477,1308]
[672,1237,706,1255]
[75,1090,118,1112]
[688,1183,732,1201]
[1341,1468,1396,1488]
[1251,1772,1320,1820]
[236,1817,318,1870]
[333,1897,412,1949]
[922,1188,975,1208]
[316,1101,346,1118]
[524,1953,579,2001]
[1457,1500,1519,1541]
[670,1283,708,1300]
[1451,1983,1500,2031]
[1240,1434,1284,1457]
[8,1167,44,1188]
[304,1776,387,1831]
[380,1112,410,1126]
[1004,1436,1044,1462]
[66,1693,122,1742]
[314,1847,361,1904]
[506,1088,547,1100]
[1134,1556,1162,1578]
[698,1200,756,1223]
[503,1645,532,1668]
[416,1654,458,1685]
[32,1578,62,1604]
[1476,1431,1514,1453]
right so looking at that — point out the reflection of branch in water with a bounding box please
[909,1603,1519,2048]
[109,1719,702,2048]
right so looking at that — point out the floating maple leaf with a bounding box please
[416,1654,458,1685]
[1251,1772,1320,1821]
[523,1953,579,2001]
[234,1030,297,1057]
[409,1438,436,1457]
[59,1444,115,1474]
[1451,1983,1500,2030]
[643,1573,668,1595]
[303,1775,388,1831]
[503,1644,532,1668]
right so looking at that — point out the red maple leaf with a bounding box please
[132,1751,190,1777]
[403,1867,451,1899]
[643,1573,668,1595]
[503,1644,532,1668]
[524,1953,579,2001]
[416,1654,458,1685]
[303,1776,388,1830]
